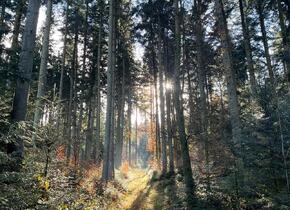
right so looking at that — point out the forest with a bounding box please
[0,0,289,209]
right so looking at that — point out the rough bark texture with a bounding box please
[10,0,40,165]
[173,0,196,207]
[102,0,116,181]
[215,0,243,207]
[8,0,26,87]
[33,0,53,144]
[11,0,41,121]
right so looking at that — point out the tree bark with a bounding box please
[152,48,161,160]
[11,0,41,121]
[66,7,79,162]
[157,23,167,175]
[256,1,275,84]
[277,0,290,83]
[173,0,196,207]
[215,0,243,207]
[127,91,132,166]
[93,1,103,164]
[115,56,126,168]
[238,0,257,95]
[194,0,211,192]
[10,0,40,166]
[33,0,53,145]
[102,0,116,181]
[8,0,26,69]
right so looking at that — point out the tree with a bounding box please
[10,0,41,166]
[173,0,196,207]
[102,0,117,181]
[238,0,257,95]
[215,0,243,207]
[33,0,53,145]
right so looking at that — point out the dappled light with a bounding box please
[0,0,290,209]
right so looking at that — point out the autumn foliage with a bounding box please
[120,161,129,179]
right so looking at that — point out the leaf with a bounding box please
[44,180,50,191]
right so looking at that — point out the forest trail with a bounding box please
[108,168,152,210]
[110,169,185,210]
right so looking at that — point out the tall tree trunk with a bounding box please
[10,0,40,166]
[152,49,161,160]
[215,0,243,207]
[256,2,275,84]
[164,38,174,174]
[127,91,132,166]
[115,56,126,168]
[66,7,79,162]
[238,0,257,95]
[32,0,53,145]
[173,0,196,207]
[165,72,174,174]
[11,0,26,50]
[102,0,116,181]
[81,0,90,161]
[9,0,26,79]
[257,0,289,192]
[157,23,167,174]
[194,0,211,193]
[277,0,290,83]
[135,105,138,165]
[11,0,41,121]
[57,0,69,138]
[93,2,103,164]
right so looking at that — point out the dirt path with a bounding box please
[108,168,152,210]
[108,169,185,210]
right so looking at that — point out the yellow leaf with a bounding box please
[36,174,43,182]
[44,180,50,191]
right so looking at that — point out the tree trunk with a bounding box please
[66,7,79,162]
[11,0,41,121]
[9,0,26,78]
[102,0,116,181]
[127,91,132,166]
[173,0,196,207]
[152,49,161,160]
[165,72,174,174]
[157,24,167,175]
[81,0,89,161]
[115,56,126,168]
[33,0,53,145]
[94,2,103,164]
[238,0,257,95]
[215,0,243,207]
[10,0,40,166]
[57,0,69,138]
[194,0,211,193]
[135,105,138,165]
[277,0,290,83]
[256,1,275,84]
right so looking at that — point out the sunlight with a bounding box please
[165,80,173,90]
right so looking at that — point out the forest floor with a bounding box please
[109,168,187,210]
